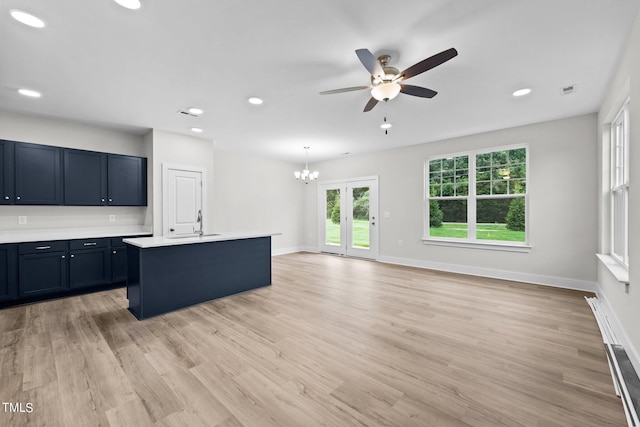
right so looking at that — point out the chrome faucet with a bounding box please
[195,209,203,236]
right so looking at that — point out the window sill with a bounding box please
[596,254,629,284]
[422,238,531,253]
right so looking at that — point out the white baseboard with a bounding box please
[377,255,598,293]
[594,290,640,376]
[272,246,304,256]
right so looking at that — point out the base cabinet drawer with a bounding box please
[19,251,68,297]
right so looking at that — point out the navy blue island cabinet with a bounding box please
[124,234,275,320]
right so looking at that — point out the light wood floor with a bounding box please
[0,252,626,426]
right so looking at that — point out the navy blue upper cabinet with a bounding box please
[64,149,108,205]
[0,140,15,204]
[108,154,147,206]
[15,142,63,205]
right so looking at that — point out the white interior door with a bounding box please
[318,177,378,259]
[163,165,204,236]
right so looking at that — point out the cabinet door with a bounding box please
[69,248,110,289]
[111,246,127,283]
[64,149,107,205]
[0,244,18,300]
[107,155,147,206]
[0,140,15,205]
[19,252,68,297]
[15,142,63,205]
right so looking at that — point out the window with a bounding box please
[426,145,528,246]
[611,102,629,266]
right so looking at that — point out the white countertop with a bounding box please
[0,225,152,244]
[123,231,281,248]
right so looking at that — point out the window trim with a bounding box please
[610,100,630,267]
[424,143,529,249]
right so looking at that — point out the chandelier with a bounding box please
[294,146,319,183]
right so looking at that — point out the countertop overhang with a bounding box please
[123,231,281,248]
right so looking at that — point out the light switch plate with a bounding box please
[109,215,116,222]
[18,216,27,225]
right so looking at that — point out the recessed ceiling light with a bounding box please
[513,88,532,97]
[10,9,45,28]
[18,88,42,98]
[248,97,263,105]
[113,0,141,10]
[191,127,203,133]
[188,107,203,116]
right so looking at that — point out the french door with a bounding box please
[318,177,378,259]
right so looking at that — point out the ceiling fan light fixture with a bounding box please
[371,82,401,101]
[10,9,45,28]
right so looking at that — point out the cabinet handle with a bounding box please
[101,198,105,202]
[61,255,66,259]
[108,198,113,202]
[83,242,97,246]
[4,196,8,200]
[35,246,51,250]
[113,250,117,254]
[70,254,75,258]
[16,196,21,200]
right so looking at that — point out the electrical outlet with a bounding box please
[109,215,116,222]
[384,211,390,218]
[398,240,403,246]
[18,216,27,225]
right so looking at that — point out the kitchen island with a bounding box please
[123,232,280,320]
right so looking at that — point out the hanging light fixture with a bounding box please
[294,147,319,184]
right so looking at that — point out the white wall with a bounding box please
[147,129,215,235]
[0,111,147,230]
[213,149,306,254]
[306,114,598,290]
[597,11,640,372]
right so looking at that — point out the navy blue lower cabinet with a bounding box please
[69,238,110,289]
[0,244,18,300]
[19,251,68,297]
[127,237,272,320]
[111,246,127,283]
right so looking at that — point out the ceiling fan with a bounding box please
[320,47,458,112]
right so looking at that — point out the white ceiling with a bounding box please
[1,0,638,164]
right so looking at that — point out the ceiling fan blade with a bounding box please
[356,48,384,79]
[363,97,379,112]
[400,84,438,98]
[319,85,371,95]
[395,47,458,82]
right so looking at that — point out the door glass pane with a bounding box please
[325,189,341,246]
[351,187,370,249]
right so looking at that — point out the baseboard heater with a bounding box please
[586,297,640,426]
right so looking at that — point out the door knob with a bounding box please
[170,228,175,232]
